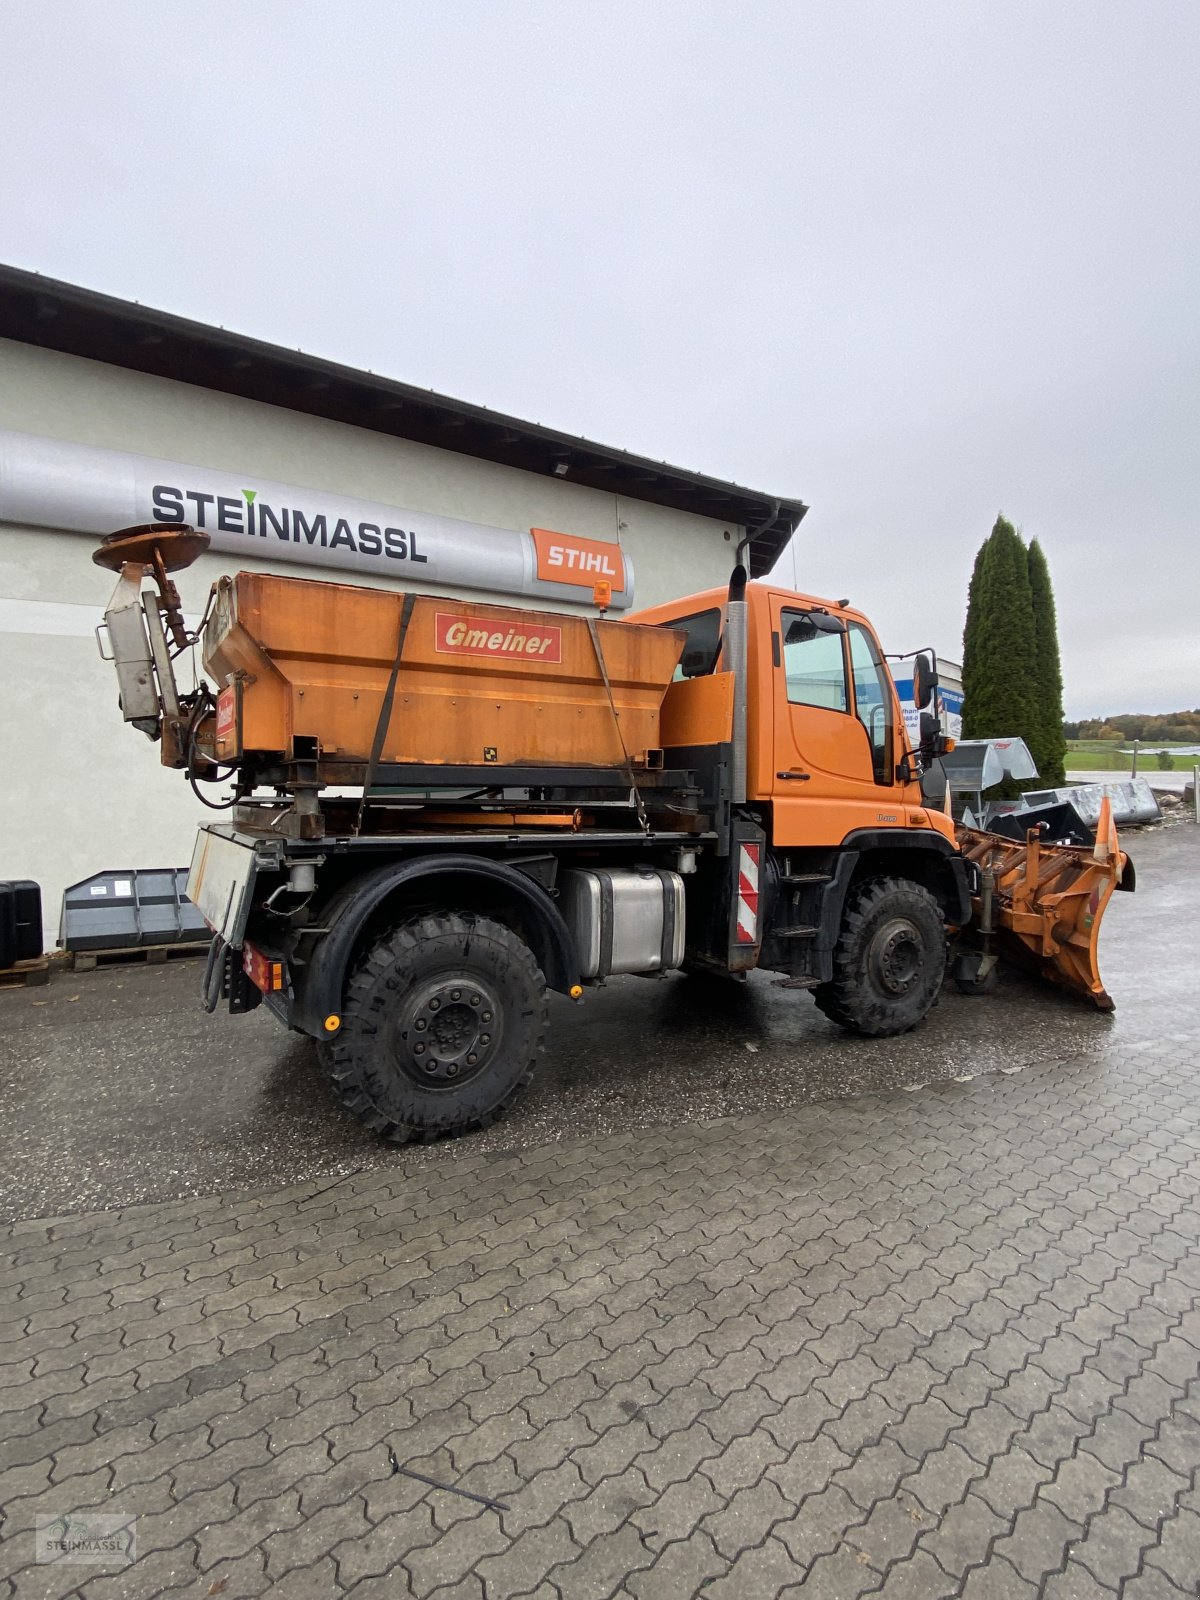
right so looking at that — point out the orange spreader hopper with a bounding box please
[956,797,1133,1010]
[203,572,685,770]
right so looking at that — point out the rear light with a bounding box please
[243,942,285,994]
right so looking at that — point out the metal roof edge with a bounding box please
[0,263,805,576]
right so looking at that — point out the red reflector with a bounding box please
[243,943,284,994]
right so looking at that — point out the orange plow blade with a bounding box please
[955,797,1134,1010]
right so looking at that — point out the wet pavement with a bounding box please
[0,825,1193,1225]
[2,824,1198,1600]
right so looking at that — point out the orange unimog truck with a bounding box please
[94,525,1131,1145]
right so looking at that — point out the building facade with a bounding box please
[0,268,803,945]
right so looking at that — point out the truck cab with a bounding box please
[627,581,971,1024]
[629,581,959,845]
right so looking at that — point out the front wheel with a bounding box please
[814,877,946,1037]
[321,912,547,1143]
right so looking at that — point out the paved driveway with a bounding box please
[1,826,1197,1597]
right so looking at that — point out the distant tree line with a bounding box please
[962,515,1066,791]
[1064,712,1200,742]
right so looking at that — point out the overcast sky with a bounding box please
[2,1,1197,717]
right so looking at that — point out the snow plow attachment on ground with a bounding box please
[954,797,1135,1010]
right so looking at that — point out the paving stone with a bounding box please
[698,1533,802,1597]
[861,1549,959,1599]
[626,1529,729,1596]
[635,1422,722,1492]
[1039,1447,1124,1524]
[631,1472,723,1546]
[773,1483,862,1568]
[7,1013,1200,1600]
[782,1543,883,1597]
[991,1499,1085,1586]
[958,1552,1041,1598]
[917,1489,1009,1579]
[546,1523,652,1600]
[562,1466,656,1547]
[1068,1504,1164,1589]
[703,1476,793,1559]
[699,1429,787,1497]
[500,1459,591,1537]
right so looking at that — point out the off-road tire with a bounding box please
[321,912,547,1143]
[813,877,946,1037]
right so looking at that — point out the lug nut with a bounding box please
[481,1011,492,1022]
[424,1061,438,1074]
[470,993,481,1006]
[451,988,462,1001]
[446,1063,459,1077]
[414,1018,426,1031]
[480,1034,491,1045]
[414,1043,425,1055]
[429,998,441,1010]
[466,1053,478,1065]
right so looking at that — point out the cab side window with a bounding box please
[848,621,893,783]
[665,608,722,681]
[781,611,849,712]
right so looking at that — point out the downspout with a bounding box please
[724,500,779,806]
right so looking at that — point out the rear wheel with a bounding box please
[321,912,547,1143]
[814,877,946,1037]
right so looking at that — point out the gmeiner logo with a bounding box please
[151,485,430,563]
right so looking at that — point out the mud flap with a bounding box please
[727,818,767,972]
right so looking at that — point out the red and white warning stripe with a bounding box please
[736,843,761,944]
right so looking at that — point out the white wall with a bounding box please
[0,339,740,947]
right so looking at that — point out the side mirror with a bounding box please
[913,651,939,710]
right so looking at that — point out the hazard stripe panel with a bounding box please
[736,843,761,944]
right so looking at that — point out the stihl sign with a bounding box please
[531,528,627,590]
[434,613,563,664]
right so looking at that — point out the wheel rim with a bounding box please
[392,973,503,1089]
[870,917,924,996]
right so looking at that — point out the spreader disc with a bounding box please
[91,524,211,573]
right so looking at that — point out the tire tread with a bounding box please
[813,876,945,1037]
[321,912,547,1144]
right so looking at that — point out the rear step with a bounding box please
[774,925,819,939]
[778,872,833,886]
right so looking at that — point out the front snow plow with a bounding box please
[954,797,1135,1010]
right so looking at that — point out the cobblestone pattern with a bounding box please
[2,1029,1200,1597]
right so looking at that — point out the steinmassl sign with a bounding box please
[0,430,634,609]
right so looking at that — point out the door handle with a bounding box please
[776,770,811,780]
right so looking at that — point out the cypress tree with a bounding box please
[961,515,1039,796]
[961,539,988,693]
[1026,539,1067,786]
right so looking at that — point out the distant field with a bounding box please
[1065,741,1199,774]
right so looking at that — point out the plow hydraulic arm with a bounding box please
[955,797,1135,1010]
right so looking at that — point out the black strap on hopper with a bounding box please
[355,593,417,836]
[587,616,649,834]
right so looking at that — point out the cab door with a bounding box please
[769,593,900,847]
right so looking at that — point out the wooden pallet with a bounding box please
[0,956,51,989]
[66,941,211,972]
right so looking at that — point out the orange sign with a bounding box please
[434,612,563,664]
[531,528,626,591]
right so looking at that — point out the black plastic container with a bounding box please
[0,880,43,966]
